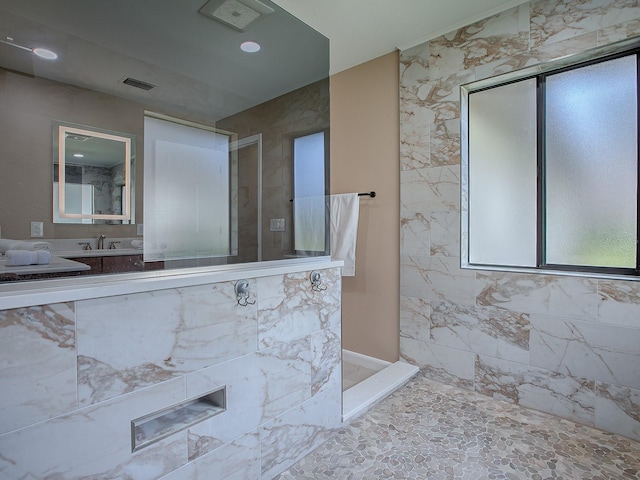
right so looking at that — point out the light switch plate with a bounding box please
[270,218,285,232]
[30,221,43,237]
[137,223,144,235]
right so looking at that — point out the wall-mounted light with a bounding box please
[1,37,58,60]
[240,41,260,53]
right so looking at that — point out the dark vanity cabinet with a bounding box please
[74,255,164,274]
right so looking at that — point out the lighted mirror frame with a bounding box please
[55,125,132,222]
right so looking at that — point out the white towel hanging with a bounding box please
[330,193,360,276]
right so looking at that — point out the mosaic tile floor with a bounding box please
[277,374,640,479]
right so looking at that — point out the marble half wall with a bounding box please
[399,0,640,441]
[0,266,342,480]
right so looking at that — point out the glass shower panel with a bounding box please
[468,78,538,266]
[545,55,638,268]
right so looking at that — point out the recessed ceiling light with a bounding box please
[73,153,84,158]
[240,41,260,53]
[32,47,58,60]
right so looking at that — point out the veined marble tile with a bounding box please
[0,377,187,480]
[257,269,341,349]
[399,42,430,92]
[400,210,430,257]
[77,282,258,406]
[401,255,476,306]
[430,301,530,364]
[400,165,460,213]
[430,119,460,167]
[429,5,530,79]
[400,295,431,343]
[0,303,77,435]
[260,385,341,480]
[258,336,312,422]
[595,382,640,441]
[530,314,640,390]
[475,355,596,426]
[159,431,261,480]
[530,0,640,49]
[400,113,432,171]
[310,325,341,397]
[400,336,475,390]
[476,271,598,321]
[475,31,598,80]
[598,279,640,328]
[430,211,460,257]
[185,353,265,461]
[598,17,640,44]
[414,69,475,123]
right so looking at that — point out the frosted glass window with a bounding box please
[468,79,537,266]
[293,131,327,252]
[144,116,230,261]
[545,56,638,268]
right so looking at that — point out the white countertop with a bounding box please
[56,248,143,258]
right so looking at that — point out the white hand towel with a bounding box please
[4,249,52,266]
[0,239,53,254]
[131,239,144,250]
[330,193,360,276]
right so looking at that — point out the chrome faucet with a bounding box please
[97,235,106,249]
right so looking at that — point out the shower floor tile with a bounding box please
[277,373,640,479]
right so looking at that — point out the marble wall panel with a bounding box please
[310,324,342,397]
[431,301,530,364]
[595,382,640,441]
[598,17,640,44]
[400,166,460,212]
[429,5,530,79]
[400,336,475,390]
[598,279,640,328]
[400,295,431,343]
[400,211,430,257]
[257,268,341,349]
[260,385,342,480]
[529,0,640,49]
[77,282,258,406]
[530,314,640,390]
[429,211,459,257]
[401,255,476,305]
[429,119,460,167]
[476,272,598,321]
[159,432,261,480]
[0,303,77,435]
[475,355,595,426]
[0,377,187,480]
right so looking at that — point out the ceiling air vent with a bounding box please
[120,77,156,91]
[199,0,274,32]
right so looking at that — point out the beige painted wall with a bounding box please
[330,52,400,362]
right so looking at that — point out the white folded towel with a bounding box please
[0,239,53,254]
[131,239,144,250]
[330,193,360,276]
[5,249,52,266]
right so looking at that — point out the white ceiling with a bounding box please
[273,0,529,74]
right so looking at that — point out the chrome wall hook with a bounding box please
[234,279,255,306]
[310,270,327,292]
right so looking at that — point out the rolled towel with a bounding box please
[131,239,144,250]
[5,249,52,266]
[0,239,53,254]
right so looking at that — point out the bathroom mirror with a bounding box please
[0,0,329,282]
[53,123,134,224]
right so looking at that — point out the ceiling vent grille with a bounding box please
[199,0,274,31]
[121,77,156,91]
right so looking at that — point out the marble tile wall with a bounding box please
[399,0,640,441]
[0,266,342,479]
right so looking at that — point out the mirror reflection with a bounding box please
[0,0,329,283]
[54,123,134,224]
